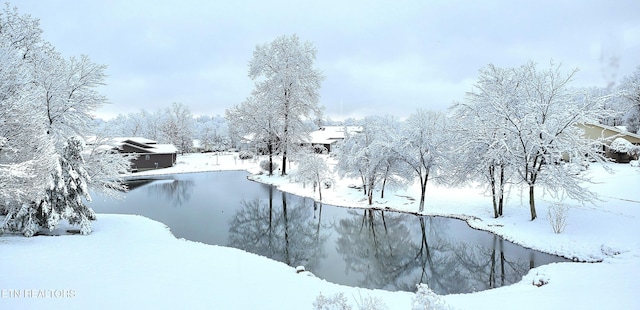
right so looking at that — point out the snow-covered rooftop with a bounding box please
[112,137,158,145]
[149,143,178,154]
[306,126,362,144]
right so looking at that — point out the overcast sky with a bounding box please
[15,0,640,120]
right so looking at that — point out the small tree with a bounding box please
[295,152,333,201]
[394,109,449,212]
[547,201,569,234]
[335,116,400,205]
[36,136,95,236]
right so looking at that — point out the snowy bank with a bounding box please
[1,215,412,309]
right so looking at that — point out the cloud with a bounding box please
[14,0,640,120]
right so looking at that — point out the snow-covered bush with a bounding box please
[322,179,333,189]
[601,243,626,257]
[609,137,640,161]
[313,292,389,310]
[259,159,279,173]
[609,137,633,153]
[531,272,549,287]
[354,295,388,310]
[412,284,453,310]
[238,151,254,160]
[547,202,569,234]
[313,292,352,310]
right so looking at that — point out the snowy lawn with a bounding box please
[2,152,640,309]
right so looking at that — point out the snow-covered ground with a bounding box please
[2,152,639,309]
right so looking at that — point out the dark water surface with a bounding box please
[88,171,569,294]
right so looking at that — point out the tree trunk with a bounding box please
[489,166,499,218]
[282,192,290,265]
[529,185,537,220]
[419,178,427,212]
[498,164,505,216]
[281,152,287,176]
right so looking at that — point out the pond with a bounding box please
[88,171,570,295]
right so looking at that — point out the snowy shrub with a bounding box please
[547,202,569,234]
[313,292,352,310]
[601,243,626,257]
[631,160,640,167]
[313,292,389,310]
[322,179,333,189]
[412,284,453,310]
[259,159,279,173]
[531,272,549,287]
[238,151,254,160]
[354,294,388,310]
[609,137,633,153]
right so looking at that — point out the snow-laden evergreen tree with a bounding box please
[247,34,324,175]
[36,136,95,236]
[458,61,614,220]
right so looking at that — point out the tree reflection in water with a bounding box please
[336,210,534,295]
[227,187,328,270]
[145,179,195,207]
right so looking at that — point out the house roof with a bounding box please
[112,137,158,145]
[107,137,178,154]
[582,123,640,142]
[306,126,362,144]
[149,143,178,154]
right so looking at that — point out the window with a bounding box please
[145,155,150,160]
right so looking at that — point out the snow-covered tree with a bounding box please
[1,5,129,235]
[195,115,230,152]
[450,89,516,218]
[34,51,108,147]
[394,109,449,212]
[335,116,404,205]
[294,152,333,201]
[113,109,166,141]
[247,34,324,175]
[617,66,640,132]
[460,62,614,220]
[35,136,95,236]
[0,5,56,235]
[161,102,194,154]
[227,93,282,175]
